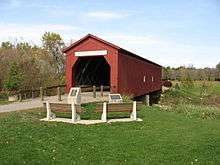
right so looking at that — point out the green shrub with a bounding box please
[161,81,215,106]
[160,81,220,120]
[122,95,133,103]
[4,62,23,92]
[161,103,220,120]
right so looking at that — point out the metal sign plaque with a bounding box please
[109,94,123,103]
[68,87,81,104]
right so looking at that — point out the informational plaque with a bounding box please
[70,89,77,97]
[68,87,81,104]
[109,94,123,103]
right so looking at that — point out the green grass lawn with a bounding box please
[0,106,220,164]
[162,81,220,108]
[171,81,220,94]
[212,81,220,94]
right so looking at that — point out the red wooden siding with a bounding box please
[118,50,162,96]
[63,34,162,97]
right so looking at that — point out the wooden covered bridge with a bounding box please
[63,34,162,100]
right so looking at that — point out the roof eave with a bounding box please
[120,48,162,67]
[62,34,120,53]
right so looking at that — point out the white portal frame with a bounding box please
[75,50,107,57]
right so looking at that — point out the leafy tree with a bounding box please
[42,32,65,82]
[216,62,220,80]
[1,41,13,49]
[162,66,171,80]
[4,62,23,91]
[16,42,32,50]
[216,62,220,70]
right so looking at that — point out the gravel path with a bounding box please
[0,92,109,113]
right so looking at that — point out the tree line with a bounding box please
[162,64,220,81]
[0,32,65,93]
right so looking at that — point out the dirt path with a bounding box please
[0,92,109,113]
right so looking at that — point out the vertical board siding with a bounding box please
[65,35,162,97]
[118,50,162,96]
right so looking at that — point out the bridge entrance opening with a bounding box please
[73,56,110,87]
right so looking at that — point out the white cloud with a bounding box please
[46,10,75,17]
[0,1,75,17]
[86,11,129,20]
[103,34,164,45]
[25,2,76,17]
[0,23,77,45]
[96,33,220,68]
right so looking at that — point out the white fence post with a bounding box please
[46,102,51,120]
[71,103,80,123]
[146,95,150,106]
[101,102,107,122]
[71,103,76,123]
[130,101,137,120]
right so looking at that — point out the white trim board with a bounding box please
[75,50,107,57]
[40,118,143,125]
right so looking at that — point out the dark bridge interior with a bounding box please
[73,56,110,86]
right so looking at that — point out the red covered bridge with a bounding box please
[63,34,162,99]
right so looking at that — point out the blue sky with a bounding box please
[0,0,220,68]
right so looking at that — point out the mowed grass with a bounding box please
[0,107,220,164]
